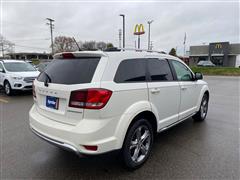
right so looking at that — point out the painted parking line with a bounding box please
[0,98,8,103]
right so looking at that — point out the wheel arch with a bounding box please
[114,101,158,149]
[196,85,210,110]
[127,111,158,136]
[3,79,9,85]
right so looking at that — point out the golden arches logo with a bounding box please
[215,44,222,49]
[134,24,145,35]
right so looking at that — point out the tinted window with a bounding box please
[148,59,173,81]
[4,62,36,72]
[114,59,146,83]
[171,60,193,81]
[37,58,100,85]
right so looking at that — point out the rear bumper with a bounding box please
[29,104,120,155]
[30,127,81,155]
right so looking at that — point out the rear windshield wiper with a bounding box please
[43,71,51,87]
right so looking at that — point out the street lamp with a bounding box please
[147,20,153,50]
[119,14,125,49]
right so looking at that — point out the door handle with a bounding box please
[181,86,187,90]
[151,88,160,94]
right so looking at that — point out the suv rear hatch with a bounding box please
[34,54,102,125]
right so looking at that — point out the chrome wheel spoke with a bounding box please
[136,127,142,142]
[130,140,138,150]
[140,144,147,155]
[5,84,10,94]
[141,130,150,143]
[132,146,140,162]
[201,99,207,118]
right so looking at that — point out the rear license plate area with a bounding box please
[46,96,59,110]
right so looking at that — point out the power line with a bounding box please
[46,18,54,55]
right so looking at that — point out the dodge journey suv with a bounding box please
[29,50,209,169]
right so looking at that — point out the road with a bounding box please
[0,76,239,179]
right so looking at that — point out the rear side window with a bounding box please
[148,59,173,81]
[114,59,146,83]
[37,58,100,84]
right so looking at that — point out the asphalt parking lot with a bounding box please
[0,76,239,179]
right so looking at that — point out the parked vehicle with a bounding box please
[36,62,50,72]
[29,50,209,169]
[197,60,216,67]
[0,60,40,95]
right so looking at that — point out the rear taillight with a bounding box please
[83,145,98,151]
[62,53,75,59]
[32,83,36,98]
[69,88,112,109]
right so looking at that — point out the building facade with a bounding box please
[189,42,240,67]
[5,52,52,60]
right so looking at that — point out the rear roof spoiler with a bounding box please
[53,51,107,59]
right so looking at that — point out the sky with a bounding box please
[1,0,239,55]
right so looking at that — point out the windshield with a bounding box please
[4,62,36,72]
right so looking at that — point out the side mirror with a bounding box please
[195,72,203,80]
[0,68,4,73]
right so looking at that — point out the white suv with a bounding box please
[29,50,209,169]
[0,60,40,95]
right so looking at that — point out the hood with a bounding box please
[9,71,40,78]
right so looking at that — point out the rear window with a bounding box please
[114,59,146,83]
[37,58,100,84]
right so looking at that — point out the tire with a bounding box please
[193,93,209,121]
[121,118,154,170]
[4,81,13,96]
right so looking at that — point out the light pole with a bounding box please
[119,14,125,49]
[147,20,153,50]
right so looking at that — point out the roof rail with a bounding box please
[118,48,166,54]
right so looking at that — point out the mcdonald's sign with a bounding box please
[134,24,145,35]
[215,43,222,49]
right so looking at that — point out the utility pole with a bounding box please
[1,43,4,58]
[150,41,153,50]
[119,29,122,48]
[183,32,186,58]
[119,14,125,49]
[46,18,54,55]
[147,20,153,50]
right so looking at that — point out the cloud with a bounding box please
[2,1,239,55]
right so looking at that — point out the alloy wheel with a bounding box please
[129,125,151,163]
[200,97,208,119]
[5,83,10,95]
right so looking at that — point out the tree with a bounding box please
[53,36,78,53]
[82,41,97,50]
[96,41,107,50]
[106,43,114,49]
[169,48,177,57]
[0,34,15,58]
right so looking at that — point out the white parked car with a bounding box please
[29,50,209,169]
[0,60,40,95]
